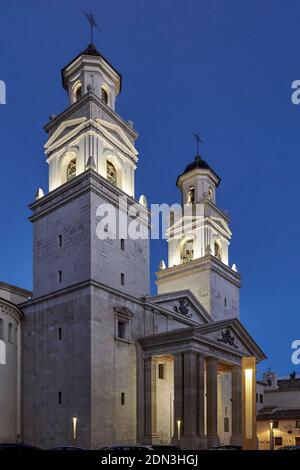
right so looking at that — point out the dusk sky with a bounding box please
[0,0,300,376]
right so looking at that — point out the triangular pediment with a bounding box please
[196,318,266,361]
[45,117,87,151]
[146,290,212,325]
[210,217,232,237]
[95,118,138,159]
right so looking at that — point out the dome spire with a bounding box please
[192,131,202,157]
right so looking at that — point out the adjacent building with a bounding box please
[257,371,300,449]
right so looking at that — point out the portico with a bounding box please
[139,319,265,449]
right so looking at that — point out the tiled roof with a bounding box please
[257,407,300,421]
[265,378,300,392]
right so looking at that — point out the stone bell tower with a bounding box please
[22,43,150,448]
[156,153,241,321]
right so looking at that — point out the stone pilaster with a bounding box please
[196,354,207,448]
[144,357,157,442]
[172,353,183,442]
[230,365,242,447]
[206,357,220,448]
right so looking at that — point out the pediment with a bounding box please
[95,118,138,159]
[146,290,212,325]
[196,319,266,361]
[45,117,87,151]
[210,217,232,236]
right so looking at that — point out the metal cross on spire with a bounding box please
[83,11,99,45]
[192,131,203,156]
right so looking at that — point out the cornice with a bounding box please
[29,170,150,227]
[44,91,138,141]
[156,254,241,287]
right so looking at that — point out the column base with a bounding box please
[230,434,242,447]
[198,434,207,449]
[172,435,205,450]
[207,434,220,449]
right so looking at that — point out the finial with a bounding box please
[159,260,166,270]
[82,11,100,45]
[139,195,148,207]
[35,188,44,200]
[86,156,96,171]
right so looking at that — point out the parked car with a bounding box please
[276,445,300,450]
[208,445,242,450]
[100,444,153,451]
[147,445,180,451]
[49,446,87,451]
[0,443,40,451]
[100,444,180,451]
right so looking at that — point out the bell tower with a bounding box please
[45,43,137,196]
[156,153,241,321]
[22,43,150,448]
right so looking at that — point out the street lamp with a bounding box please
[177,419,182,442]
[72,416,78,441]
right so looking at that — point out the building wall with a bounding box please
[258,419,300,450]
[0,299,22,443]
[256,382,265,412]
[157,257,240,321]
[217,372,232,445]
[22,287,92,449]
[32,190,91,298]
[22,279,195,449]
[90,190,149,299]
[155,357,174,444]
[32,173,149,300]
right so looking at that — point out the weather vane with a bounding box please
[83,11,99,45]
[192,131,202,156]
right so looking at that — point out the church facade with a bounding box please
[0,43,265,449]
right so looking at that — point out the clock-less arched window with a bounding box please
[107,161,117,186]
[101,87,109,105]
[181,239,194,263]
[214,241,222,261]
[73,81,82,102]
[187,187,195,205]
[67,159,76,181]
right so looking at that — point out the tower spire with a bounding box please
[192,131,202,156]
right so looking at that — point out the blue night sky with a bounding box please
[0,0,299,376]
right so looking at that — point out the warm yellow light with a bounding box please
[177,419,181,441]
[72,416,78,440]
[270,420,273,429]
[245,368,253,439]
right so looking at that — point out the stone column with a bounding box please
[172,351,202,449]
[230,365,242,447]
[183,351,197,439]
[196,354,207,448]
[144,357,157,442]
[206,357,220,448]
